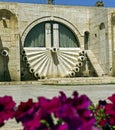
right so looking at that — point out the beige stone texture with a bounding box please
[0,2,115,80]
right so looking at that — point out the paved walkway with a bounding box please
[0,83,115,129]
[0,84,115,104]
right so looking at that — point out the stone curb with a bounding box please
[0,77,115,85]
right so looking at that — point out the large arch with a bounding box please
[21,16,81,47]
[20,16,86,80]
[24,21,80,48]
[0,9,18,29]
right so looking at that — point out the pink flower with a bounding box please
[15,98,54,130]
[99,118,108,127]
[94,100,108,127]
[57,124,68,130]
[55,91,97,130]
[105,94,115,125]
[38,96,61,114]
[15,99,38,126]
[14,91,98,130]
[0,96,16,126]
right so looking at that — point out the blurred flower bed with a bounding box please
[0,91,115,130]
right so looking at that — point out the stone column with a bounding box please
[53,24,59,47]
[99,23,106,72]
[45,23,51,48]
[111,14,115,76]
[8,34,21,81]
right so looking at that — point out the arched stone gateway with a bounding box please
[21,20,87,80]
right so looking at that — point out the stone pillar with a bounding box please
[45,23,51,48]
[99,23,107,72]
[8,34,21,81]
[53,24,59,47]
[111,14,115,76]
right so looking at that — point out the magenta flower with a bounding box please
[55,104,83,130]
[99,118,108,127]
[15,99,36,123]
[105,94,115,125]
[14,91,98,130]
[55,91,97,130]
[15,98,54,130]
[97,100,108,127]
[50,123,68,130]
[21,108,49,130]
[3,91,115,129]
[38,96,61,114]
[0,96,16,126]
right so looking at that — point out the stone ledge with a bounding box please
[0,77,115,85]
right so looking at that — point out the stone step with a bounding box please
[86,50,105,77]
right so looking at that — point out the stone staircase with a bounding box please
[86,50,105,77]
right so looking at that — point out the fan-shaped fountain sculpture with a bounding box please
[21,47,87,79]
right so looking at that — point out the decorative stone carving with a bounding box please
[21,47,87,79]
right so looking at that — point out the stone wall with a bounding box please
[89,7,110,74]
[18,3,90,49]
[110,9,115,76]
[0,3,20,81]
[0,2,114,80]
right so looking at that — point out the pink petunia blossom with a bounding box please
[38,96,61,114]
[0,96,16,126]
[105,94,115,125]
[56,91,97,130]
[15,99,38,126]
[14,91,98,130]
